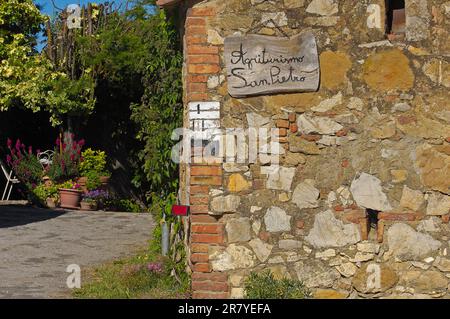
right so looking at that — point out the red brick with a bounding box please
[191,253,209,263]
[377,220,384,243]
[186,25,207,35]
[192,224,223,234]
[275,128,288,136]
[191,175,222,186]
[333,205,345,212]
[190,185,210,194]
[336,128,348,137]
[384,94,399,102]
[189,55,220,64]
[192,263,210,273]
[442,214,449,224]
[191,233,224,244]
[397,115,416,125]
[186,17,206,26]
[191,215,219,224]
[252,179,265,189]
[445,137,450,143]
[378,212,416,221]
[190,205,209,214]
[276,119,290,128]
[192,281,228,292]
[360,218,369,241]
[190,196,209,205]
[296,220,305,229]
[341,159,350,168]
[187,75,208,83]
[191,243,209,253]
[186,35,208,45]
[342,209,366,224]
[288,113,296,122]
[191,166,222,176]
[192,272,228,282]
[187,45,219,55]
[301,134,321,142]
[290,123,298,133]
[188,64,220,74]
[187,93,208,101]
[278,136,288,143]
[259,231,270,242]
[192,292,228,299]
[190,7,215,17]
[188,82,207,93]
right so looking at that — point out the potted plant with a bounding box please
[31,183,59,208]
[80,196,98,211]
[78,148,110,192]
[47,134,84,184]
[58,180,82,209]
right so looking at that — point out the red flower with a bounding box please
[28,146,32,155]
[6,155,11,164]
[7,138,12,149]
[15,139,21,151]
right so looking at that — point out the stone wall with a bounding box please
[181,0,450,299]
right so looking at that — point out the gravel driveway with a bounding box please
[0,205,154,298]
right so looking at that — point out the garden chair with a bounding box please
[37,150,55,168]
[1,161,20,201]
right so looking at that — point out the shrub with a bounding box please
[104,198,142,213]
[79,148,108,176]
[5,138,43,189]
[31,183,59,206]
[85,170,102,191]
[243,270,311,299]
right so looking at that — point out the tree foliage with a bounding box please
[0,0,95,126]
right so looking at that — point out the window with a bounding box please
[386,0,406,39]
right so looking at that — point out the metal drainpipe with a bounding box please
[161,213,169,256]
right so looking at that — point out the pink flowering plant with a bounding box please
[47,133,85,183]
[5,138,43,190]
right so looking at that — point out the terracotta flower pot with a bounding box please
[59,188,82,209]
[80,201,98,211]
[46,197,57,209]
[76,177,88,193]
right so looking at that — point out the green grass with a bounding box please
[73,251,191,299]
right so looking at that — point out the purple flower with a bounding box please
[147,262,163,273]
[83,189,110,200]
[7,138,12,149]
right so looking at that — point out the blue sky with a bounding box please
[35,0,113,17]
[34,0,114,51]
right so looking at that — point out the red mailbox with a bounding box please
[172,205,190,216]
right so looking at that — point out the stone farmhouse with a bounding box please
[158,0,450,299]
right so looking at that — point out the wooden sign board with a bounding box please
[224,32,320,98]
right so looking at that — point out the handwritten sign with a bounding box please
[224,32,320,98]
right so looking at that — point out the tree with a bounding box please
[0,0,95,126]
